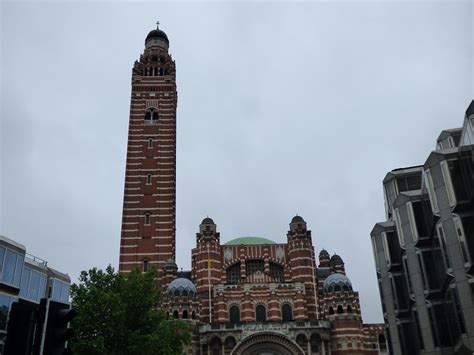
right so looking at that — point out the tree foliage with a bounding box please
[70,266,191,355]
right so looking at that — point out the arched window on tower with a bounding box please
[173,310,179,319]
[143,259,148,272]
[281,304,293,321]
[147,137,153,148]
[337,305,344,314]
[229,305,240,323]
[160,68,164,76]
[182,310,188,319]
[255,304,266,322]
[144,212,151,225]
[347,305,353,313]
[329,307,334,315]
[144,109,158,124]
[146,173,152,185]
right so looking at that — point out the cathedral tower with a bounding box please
[119,24,177,279]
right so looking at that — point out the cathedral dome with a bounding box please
[166,278,197,297]
[145,28,169,44]
[324,273,352,293]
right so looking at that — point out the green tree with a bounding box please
[70,265,191,355]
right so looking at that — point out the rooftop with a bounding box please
[224,236,277,246]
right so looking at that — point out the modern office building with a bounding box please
[0,234,71,353]
[118,25,388,355]
[371,101,474,355]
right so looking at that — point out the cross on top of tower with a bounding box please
[156,21,160,29]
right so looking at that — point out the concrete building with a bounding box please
[119,25,387,355]
[0,235,71,352]
[371,101,474,355]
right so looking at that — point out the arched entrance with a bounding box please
[231,332,305,355]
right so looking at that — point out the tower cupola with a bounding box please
[200,217,216,233]
[145,22,169,49]
[289,215,307,232]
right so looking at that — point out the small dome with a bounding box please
[163,258,177,271]
[330,254,344,266]
[291,215,305,223]
[145,28,169,44]
[166,278,197,297]
[324,273,352,292]
[319,249,330,258]
[201,217,215,225]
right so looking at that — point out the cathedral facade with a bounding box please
[119,25,386,355]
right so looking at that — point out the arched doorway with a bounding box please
[231,332,305,355]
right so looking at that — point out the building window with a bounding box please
[143,259,148,272]
[226,263,240,285]
[396,174,422,192]
[0,294,14,331]
[424,169,439,214]
[147,137,153,148]
[381,232,391,267]
[144,108,159,124]
[229,305,240,323]
[372,237,379,271]
[436,223,451,270]
[337,305,344,314]
[440,160,457,206]
[246,259,264,275]
[453,216,471,266]
[329,306,334,315]
[146,173,152,185]
[406,202,419,243]
[402,256,413,295]
[416,250,427,291]
[347,305,352,313]
[144,212,151,225]
[281,304,293,321]
[182,310,188,319]
[269,262,284,282]
[255,304,266,322]
[173,310,179,319]
[393,208,405,248]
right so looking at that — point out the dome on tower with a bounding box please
[319,249,330,258]
[145,28,169,44]
[329,254,344,266]
[324,273,353,293]
[291,215,305,224]
[166,278,197,297]
[201,217,215,225]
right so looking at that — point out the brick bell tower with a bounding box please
[119,23,177,280]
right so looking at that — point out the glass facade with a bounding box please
[0,246,24,288]
[19,266,48,303]
[51,279,70,304]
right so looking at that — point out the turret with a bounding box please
[191,217,222,323]
[329,254,345,275]
[286,215,318,320]
[319,249,330,268]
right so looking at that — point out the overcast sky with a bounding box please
[1,1,473,323]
